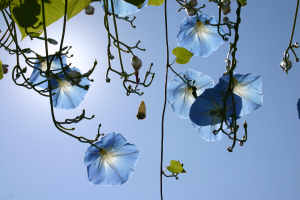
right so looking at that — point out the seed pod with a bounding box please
[131,55,142,72]
[137,101,146,120]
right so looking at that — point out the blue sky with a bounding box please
[0,1,300,200]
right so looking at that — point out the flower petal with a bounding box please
[177,14,224,57]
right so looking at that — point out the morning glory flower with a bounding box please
[29,55,66,89]
[167,68,214,119]
[215,73,263,116]
[84,132,139,185]
[51,68,90,109]
[177,14,224,57]
[189,87,242,127]
[101,0,146,17]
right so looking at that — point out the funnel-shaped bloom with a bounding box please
[167,69,214,119]
[29,55,66,89]
[177,14,224,57]
[101,0,146,17]
[84,132,139,185]
[215,73,263,116]
[190,87,242,126]
[51,68,90,109]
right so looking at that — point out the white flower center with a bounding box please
[100,149,117,166]
[233,83,247,98]
[58,80,72,92]
[194,21,211,39]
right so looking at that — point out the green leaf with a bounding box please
[123,0,145,8]
[238,0,247,6]
[10,0,91,39]
[172,47,193,64]
[0,60,3,80]
[148,0,164,6]
[0,0,10,10]
[167,160,186,174]
[66,0,92,19]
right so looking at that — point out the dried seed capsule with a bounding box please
[137,101,146,120]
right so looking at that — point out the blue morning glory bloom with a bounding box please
[51,68,90,109]
[101,0,147,17]
[84,132,139,185]
[167,69,214,119]
[215,73,263,116]
[29,55,66,89]
[177,14,224,57]
[297,99,300,119]
[189,87,242,127]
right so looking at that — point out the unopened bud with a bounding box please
[185,8,197,16]
[280,59,292,73]
[85,5,95,15]
[131,55,142,71]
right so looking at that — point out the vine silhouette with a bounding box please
[0,0,299,199]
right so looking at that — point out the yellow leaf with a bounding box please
[172,47,193,64]
[167,160,186,174]
[148,0,164,6]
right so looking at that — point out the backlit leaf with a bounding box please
[148,0,164,6]
[172,47,193,64]
[167,160,186,174]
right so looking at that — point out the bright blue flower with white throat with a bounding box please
[177,14,224,57]
[29,55,66,89]
[167,69,214,119]
[84,132,139,185]
[101,0,146,17]
[215,73,263,116]
[51,68,90,109]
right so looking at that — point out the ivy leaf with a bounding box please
[148,0,164,6]
[123,0,145,8]
[238,0,247,6]
[172,47,193,64]
[66,0,92,19]
[10,0,91,39]
[167,160,186,174]
[0,60,3,80]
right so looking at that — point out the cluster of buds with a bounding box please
[131,55,142,83]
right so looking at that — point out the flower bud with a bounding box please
[137,101,146,120]
[131,55,142,72]
[280,59,292,73]
[85,5,95,15]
